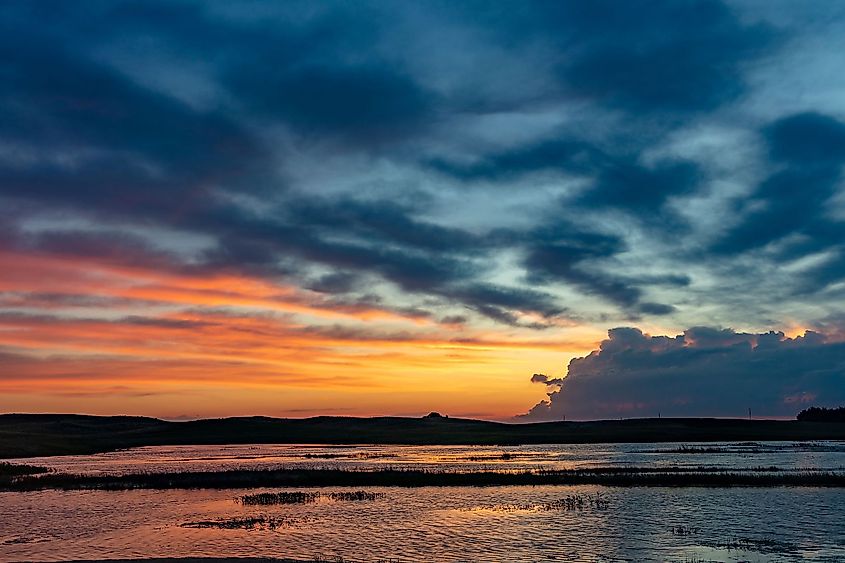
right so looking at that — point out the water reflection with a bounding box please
[2,485,843,562]
[14,440,845,476]
[2,442,845,562]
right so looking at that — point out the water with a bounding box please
[2,442,845,562]
[16,441,845,475]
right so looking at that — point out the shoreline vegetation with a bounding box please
[54,560,371,563]
[2,413,845,459]
[3,466,845,491]
[55,560,325,563]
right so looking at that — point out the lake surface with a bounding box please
[2,442,845,562]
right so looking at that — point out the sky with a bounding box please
[1,0,845,421]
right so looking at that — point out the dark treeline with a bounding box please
[797,406,845,422]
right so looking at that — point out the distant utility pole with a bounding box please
[748,408,752,420]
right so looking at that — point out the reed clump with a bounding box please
[0,462,51,488]
[458,452,534,461]
[487,492,609,512]
[313,555,399,563]
[713,536,797,554]
[238,490,385,505]
[544,493,609,510]
[670,525,700,535]
[181,515,295,530]
[0,462,50,477]
[327,490,384,501]
[240,491,320,505]
[668,445,730,454]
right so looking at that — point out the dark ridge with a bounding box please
[2,413,845,459]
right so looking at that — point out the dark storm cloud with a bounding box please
[175,192,678,321]
[0,5,536,324]
[287,198,484,253]
[711,112,845,293]
[0,19,263,217]
[7,227,186,275]
[431,137,702,213]
[58,0,438,145]
[429,139,601,181]
[518,225,683,315]
[190,203,475,287]
[460,0,776,113]
[445,283,565,328]
[556,0,776,113]
[0,0,836,332]
[713,113,845,254]
[521,327,845,421]
[0,2,548,324]
[228,64,436,144]
[767,112,845,164]
[306,272,363,295]
[578,159,701,216]
[711,167,838,256]
[431,136,704,235]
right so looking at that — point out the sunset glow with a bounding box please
[0,245,605,418]
[2,0,845,420]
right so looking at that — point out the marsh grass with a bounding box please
[0,462,50,476]
[238,490,384,505]
[0,462,52,488]
[711,536,798,554]
[666,446,732,454]
[470,492,609,513]
[302,453,399,460]
[4,465,844,491]
[455,452,537,461]
[240,491,320,504]
[670,525,700,535]
[326,491,384,501]
[313,555,399,563]
[181,515,296,530]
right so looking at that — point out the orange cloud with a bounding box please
[0,249,601,419]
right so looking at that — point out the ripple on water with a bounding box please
[3,442,845,562]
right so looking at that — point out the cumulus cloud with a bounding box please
[521,326,845,420]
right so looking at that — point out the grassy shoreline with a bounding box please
[35,560,316,563]
[3,413,845,459]
[4,466,845,491]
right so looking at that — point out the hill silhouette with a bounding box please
[2,414,845,458]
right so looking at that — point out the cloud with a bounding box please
[551,0,778,113]
[521,326,845,420]
[0,0,839,339]
[710,112,845,294]
[578,159,701,216]
[459,0,776,113]
[429,138,601,181]
[713,113,845,253]
[228,64,436,144]
[520,224,682,315]
[767,112,845,165]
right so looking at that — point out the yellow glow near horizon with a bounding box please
[0,250,604,420]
